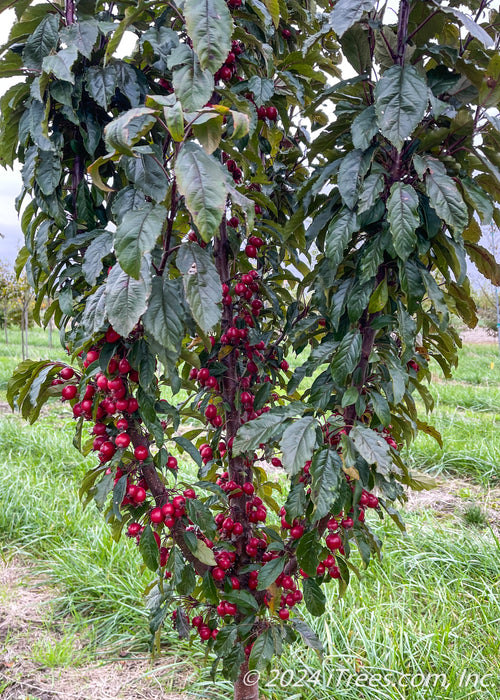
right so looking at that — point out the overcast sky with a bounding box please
[0,4,496,289]
[0,9,23,268]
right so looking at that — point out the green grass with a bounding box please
[406,343,500,482]
[1,329,500,698]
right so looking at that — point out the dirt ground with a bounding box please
[459,326,498,344]
[1,477,499,700]
[0,560,194,700]
[405,476,500,535]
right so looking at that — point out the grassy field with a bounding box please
[1,328,500,699]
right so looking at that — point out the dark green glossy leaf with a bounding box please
[82,231,113,286]
[351,105,378,151]
[375,65,428,151]
[168,45,214,112]
[139,524,160,571]
[293,619,324,653]
[330,330,362,384]
[143,277,184,354]
[387,182,420,260]
[350,425,391,474]
[105,258,151,338]
[257,556,285,590]
[325,209,357,269]
[176,242,221,333]
[114,204,167,279]
[310,448,342,522]
[280,417,319,476]
[328,0,377,37]
[60,19,99,59]
[249,628,275,671]
[23,14,59,70]
[302,578,325,616]
[35,150,62,196]
[184,0,232,72]
[175,142,227,243]
[296,530,320,578]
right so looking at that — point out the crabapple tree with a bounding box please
[2,0,500,698]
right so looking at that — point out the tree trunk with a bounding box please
[234,659,259,700]
[4,302,8,345]
[21,317,25,360]
[48,317,53,349]
[23,294,29,359]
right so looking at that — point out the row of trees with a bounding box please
[0,262,33,357]
[2,1,500,699]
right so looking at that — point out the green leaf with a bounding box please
[257,556,285,590]
[371,391,391,427]
[42,47,78,83]
[325,209,357,269]
[193,115,223,155]
[233,413,288,455]
[441,6,494,49]
[60,19,99,59]
[461,177,493,223]
[280,417,319,476]
[123,154,169,204]
[249,628,275,671]
[302,578,325,617]
[112,474,127,520]
[175,141,227,243]
[186,498,217,539]
[173,435,203,467]
[247,76,275,106]
[387,182,420,260]
[81,286,108,336]
[35,149,62,196]
[375,65,428,151]
[358,174,385,214]
[168,45,214,112]
[115,205,167,279]
[184,0,232,72]
[105,258,151,338]
[82,231,113,286]
[85,65,118,110]
[93,471,114,509]
[330,330,362,384]
[465,242,500,286]
[104,107,157,157]
[328,0,376,37]
[292,620,324,653]
[350,425,391,474]
[139,524,159,572]
[310,449,342,522]
[422,160,468,233]
[143,277,184,354]
[296,531,320,578]
[184,533,217,566]
[338,149,364,210]
[224,588,259,614]
[176,243,221,334]
[263,0,279,27]
[23,14,59,70]
[164,101,184,141]
[202,570,219,604]
[351,105,378,151]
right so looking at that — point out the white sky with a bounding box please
[0,9,24,267]
[0,2,496,288]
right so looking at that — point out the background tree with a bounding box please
[1,1,500,699]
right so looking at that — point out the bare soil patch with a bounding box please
[459,327,497,344]
[0,559,195,700]
[404,476,500,534]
